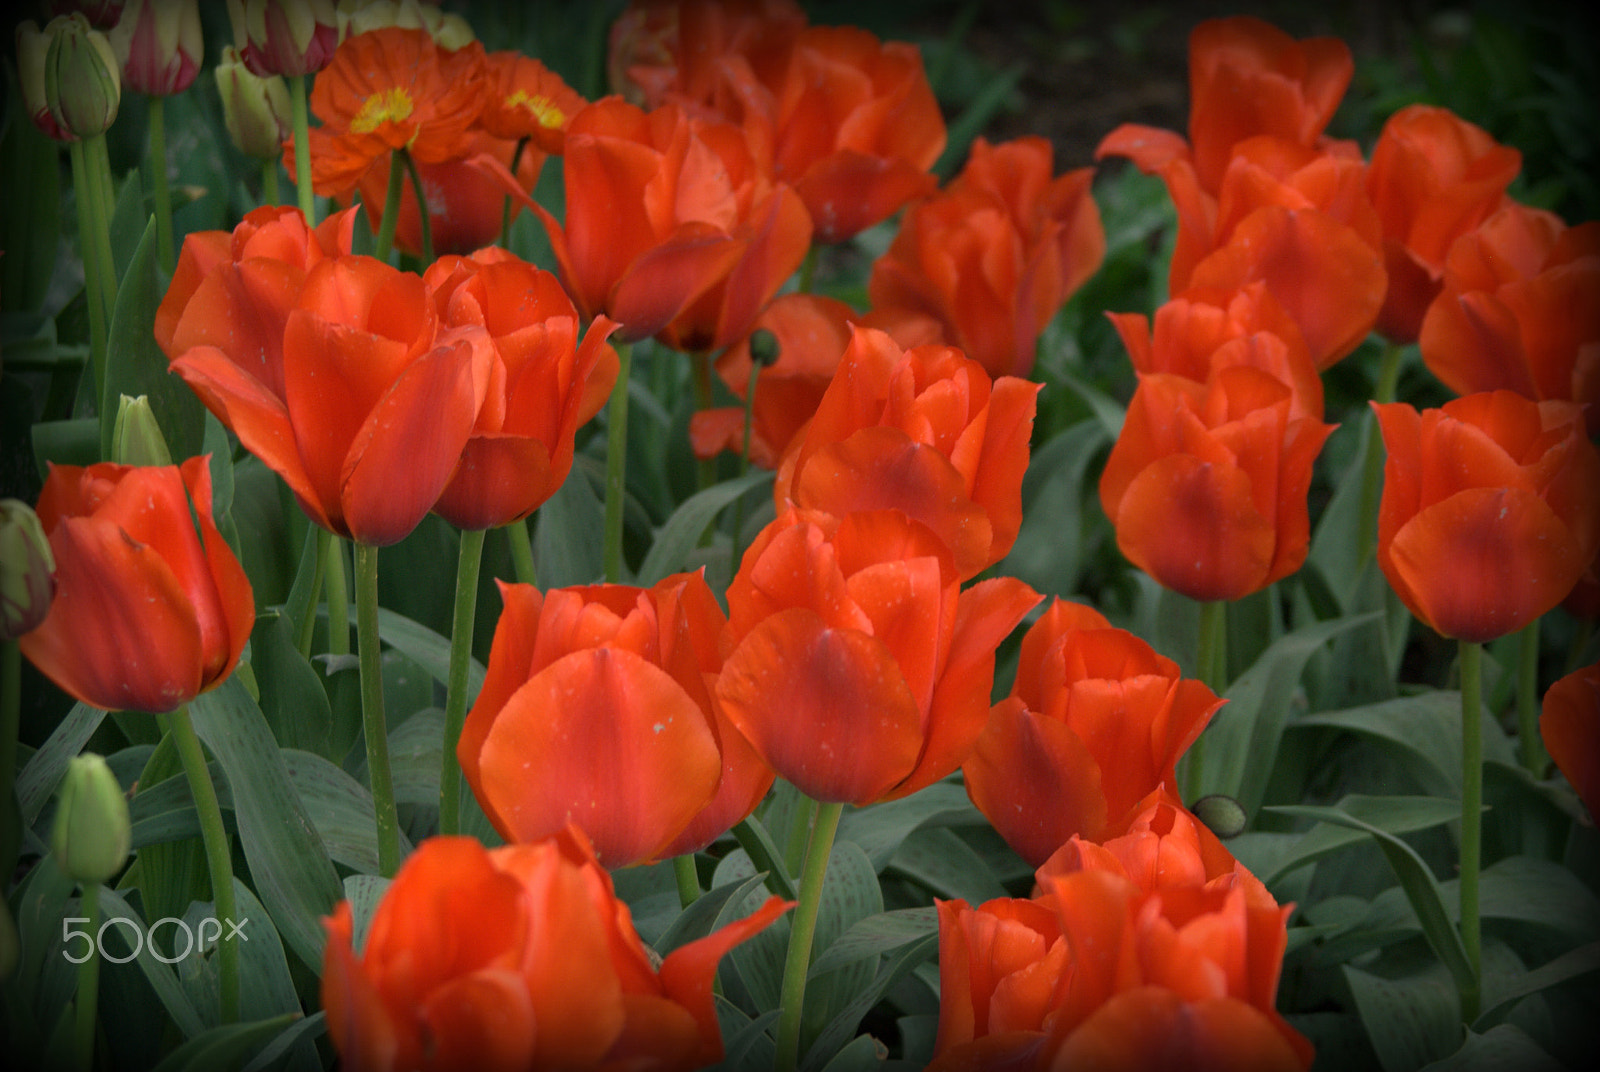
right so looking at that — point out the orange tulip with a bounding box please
[963,599,1224,866]
[1373,391,1600,643]
[535,97,811,347]
[458,573,772,868]
[163,237,494,546]
[716,506,1040,805]
[869,136,1104,378]
[1418,204,1600,433]
[775,326,1039,580]
[322,830,791,1072]
[421,249,619,530]
[1366,104,1521,343]
[1540,661,1600,820]
[1099,364,1335,602]
[19,460,254,714]
[477,50,586,153]
[930,894,1063,1067]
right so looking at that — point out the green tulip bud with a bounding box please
[0,499,57,641]
[43,13,122,139]
[214,45,292,159]
[51,753,131,884]
[112,394,173,467]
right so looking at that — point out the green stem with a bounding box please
[438,527,485,836]
[68,140,108,403]
[262,158,280,207]
[73,882,100,1071]
[504,518,538,587]
[1458,639,1484,1023]
[1359,342,1406,563]
[398,147,433,264]
[603,342,634,583]
[355,542,401,877]
[774,800,844,1072]
[691,350,717,492]
[167,704,239,1024]
[324,532,350,657]
[1517,619,1544,775]
[796,245,819,295]
[291,527,329,659]
[290,74,316,223]
[372,150,406,265]
[146,94,175,274]
[672,853,700,908]
[728,357,763,570]
[1185,600,1227,802]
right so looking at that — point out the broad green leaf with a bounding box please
[386,707,444,807]
[108,164,147,284]
[229,882,301,1020]
[800,841,886,1047]
[715,1002,779,1072]
[1229,794,1466,888]
[31,416,100,475]
[97,885,208,1040]
[189,677,342,971]
[0,96,62,313]
[240,1012,327,1072]
[11,851,77,1003]
[250,610,334,758]
[282,749,414,875]
[17,702,106,825]
[799,932,940,1072]
[886,826,1007,905]
[816,1033,888,1072]
[836,782,974,871]
[998,418,1110,601]
[1358,856,1600,945]
[1344,962,1464,1072]
[1474,940,1600,1031]
[534,464,606,588]
[636,469,773,587]
[147,1013,299,1072]
[129,734,212,945]
[808,907,938,977]
[374,607,483,702]
[341,874,392,955]
[1420,1025,1565,1072]
[730,814,798,901]
[655,872,773,957]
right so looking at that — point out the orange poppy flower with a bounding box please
[322,830,791,1072]
[478,50,586,153]
[535,97,811,347]
[1419,204,1600,433]
[1100,363,1335,603]
[1373,391,1600,643]
[716,506,1039,805]
[458,573,772,868]
[297,26,487,198]
[1541,661,1600,821]
[962,598,1224,866]
[868,136,1105,379]
[1366,104,1521,343]
[19,460,254,714]
[421,249,619,530]
[774,326,1039,580]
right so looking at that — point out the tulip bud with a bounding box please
[48,0,125,29]
[1193,794,1248,839]
[15,22,74,141]
[111,395,174,467]
[338,0,475,48]
[233,0,339,78]
[214,45,293,158]
[43,13,122,139]
[0,499,57,641]
[51,754,131,884]
[108,0,203,97]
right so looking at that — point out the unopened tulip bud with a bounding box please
[112,395,173,467]
[214,46,292,158]
[44,13,121,138]
[109,0,203,97]
[51,754,131,884]
[15,22,74,141]
[1,499,57,641]
[233,0,339,78]
[1193,794,1248,839]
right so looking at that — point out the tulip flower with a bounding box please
[1099,364,1335,603]
[1540,661,1600,820]
[108,0,202,97]
[1373,391,1600,643]
[1418,204,1600,433]
[0,499,56,641]
[775,326,1039,580]
[869,136,1105,379]
[962,598,1224,866]
[38,12,122,140]
[49,0,124,27]
[609,0,808,110]
[336,0,475,47]
[51,753,130,884]
[18,460,254,714]
[716,507,1040,805]
[1366,104,1521,344]
[458,574,772,868]
[322,831,791,1072]
[231,0,339,78]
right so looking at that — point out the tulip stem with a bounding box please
[290,74,316,224]
[146,95,176,275]
[399,148,433,264]
[504,519,538,587]
[439,527,485,836]
[692,350,718,492]
[774,799,843,1072]
[1358,343,1405,563]
[73,881,100,1071]
[355,542,402,878]
[603,342,634,583]
[373,150,405,265]
[324,532,350,657]
[1185,599,1227,802]
[262,158,280,208]
[167,704,240,1024]
[1458,639,1484,1023]
[1517,619,1545,775]
[728,359,763,571]
[673,854,701,908]
[67,140,108,403]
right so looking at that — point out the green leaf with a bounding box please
[1344,963,1465,1072]
[341,874,392,955]
[17,702,107,825]
[1358,856,1600,945]
[815,1033,888,1072]
[1474,940,1600,1031]
[998,418,1110,600]
[933,62,1025,178]
[108,164,148,284]
[800,932,940,1072]
[96,886,208,1040]
[730,814,798,901]
[101,214,206,462]
[250,610,334,758]
[635,469,773,587]
[229,882,302,1021]
[374,607,484,703]
[202,412,235,524]
[807,906,938,977]
[0,95,62,313]
[1200,611,1381,819]
[886,826,1007,905]
[655,872,773,957]
[534,465,606,588]
[147,1013,300,1072]
[1229,794,1466,888]
[386,707,444,807]
[240,1012,326,1072]
[282,748,414,875]
[189,677,343,971]
[1420,1025,1565,1072]
[30,417,101,476]
[836,782,973,871]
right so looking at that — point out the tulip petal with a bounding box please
[322,904,405,1072]
[1541,663,1600,820]
[658,895,792,1067]
[434,433,556,531]
[1052,988,1308,1072]
[417,971,538,1072]
[609,228,749,342]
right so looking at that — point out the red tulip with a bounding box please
[607,0,806,110]
[322,830,791,1072]
[1373,391,1600,642]
[19,460,254,713]
[1540,661,1600,820]
[716,507,1040,805]
[458,573,772,868]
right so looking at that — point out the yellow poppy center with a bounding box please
[349,87,414,134]
[505,89,565,130]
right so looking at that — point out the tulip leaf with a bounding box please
[385,706,444,806]
[108,166,148,286]
[636,469,773,587]
[189,677,342,972]
[815,1033,889,1072]
[127,758,235,849]
[1000,417,1111,598]
[715,1001,779,1072]
[534,464,607,588]
[1344,963,1465,1072]
[933,61,1025,179]
[240,1012,327,1072]
[800,931,941,1072]
[226,882,302,1022]
[101,215,206,463]
[341,874,392,956]
[372,608,484,702]
[836,782,974,871]
[251,610,334,758]
[885,826,1007,905]
[202,413,235,526]
[16,701,106,826]
[1226,794,1466,888]
[1200,611,1381,820]
[30,416,101,476]
[655,871,772,957]
[730,814,799,901]
[11,849,78,1008]
[0,93,61,313]
[1358,856,1600,945]
[807,906,939,977]
[1473,940,1600,1031]
[281,749,414,875]
[1420,1025,1565,1072]
[96,886,208,1040]
[146,1012,299,1072]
